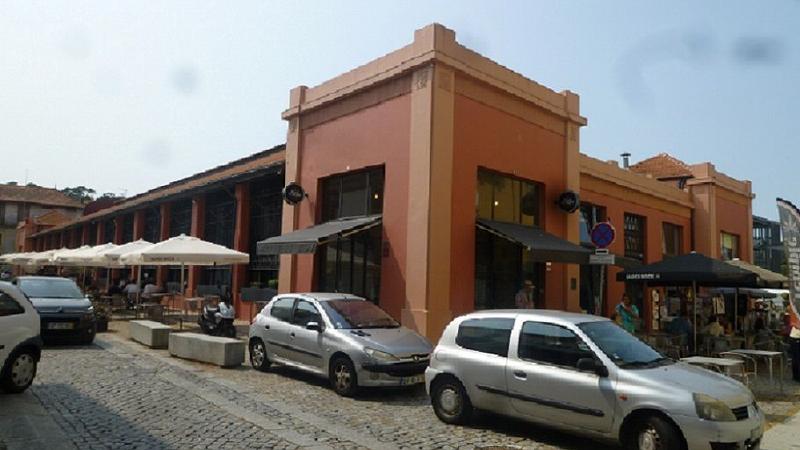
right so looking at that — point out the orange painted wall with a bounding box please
[580,184,692,318]
[716,192,751,263]
[292,94,411,319]
[449,93,572,317]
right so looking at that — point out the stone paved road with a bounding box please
[3,331,621,450]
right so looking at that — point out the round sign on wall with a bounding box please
[590,222,616,249]
[282,182,306,205]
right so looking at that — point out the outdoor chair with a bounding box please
[720,352,757,387]
[709,336,731,357]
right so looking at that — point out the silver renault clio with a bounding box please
[425,310,764,450]
[249,293,433,396]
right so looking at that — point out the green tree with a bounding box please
[60,186,96,203]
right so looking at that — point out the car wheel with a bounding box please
[431,377,473,425]
[1,351,38,393]
[82,326,97,345]
[329,356,358,397]
[630,415,684,450]
[249,339,271,372]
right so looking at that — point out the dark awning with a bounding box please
[476,218,591,264]
[257,215,381,255]
[616,252,759,287]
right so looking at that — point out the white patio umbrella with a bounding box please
[52,246,93,266]
[119,234,249,296]
[29,248,69,266]
[74,243,123,291]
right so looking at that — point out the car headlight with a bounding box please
[693,393,737,422]
[364,347,399,362]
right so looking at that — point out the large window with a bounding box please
[721,232,740,261]
[143,207,161,243]
[475,169,544,310]
[455,318,514,357]
[202,190,236,290]
[249,176,283,287]
[103,219,116,244]
[476,169,540,226]
[662,222,683,258]
[169,199,193,237]
[624,213,646,261]
[122,214,134,243]
[317,168,384,302]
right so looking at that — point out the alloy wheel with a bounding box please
[638,425,661,450]
[10,354,35,388]
[334,363,352,392]
[251,342,265,367]
[438,386,461,416]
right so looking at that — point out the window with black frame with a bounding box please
[143,206,161,243]
[202,190,236,291]
[624,213,646,261]
[662,222,683,258]
[167,199,193,284]
[103,219,115,244]
[122,214,134,243]
[249,176,283,287]
[474,169,543,310]
[317,167,384,302]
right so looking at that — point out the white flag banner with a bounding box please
[777,198,800,325]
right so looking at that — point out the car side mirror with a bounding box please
[306,321,322,332]
[577,358,608,377]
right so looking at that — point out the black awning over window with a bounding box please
[476,218,591,264]
[257,215,382,255]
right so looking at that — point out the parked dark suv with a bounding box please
[14,276,96,344]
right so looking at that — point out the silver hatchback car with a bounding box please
[426,310,764,450]
[249,293,433,396]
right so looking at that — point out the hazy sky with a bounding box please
[2,1,797,219]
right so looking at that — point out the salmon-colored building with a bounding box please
[20,24,755,341]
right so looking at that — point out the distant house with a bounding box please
[0,184,83,254]
[753,215,785,274]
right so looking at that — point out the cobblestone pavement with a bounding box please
[7,330,622,450]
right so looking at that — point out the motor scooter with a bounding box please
[198,298,236,337]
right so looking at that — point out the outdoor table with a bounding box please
[681,356,745,377]
[727,349,784,390]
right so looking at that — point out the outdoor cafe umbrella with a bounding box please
[617,251,759,351]
[118,234,249,297]
[101,240,154,301]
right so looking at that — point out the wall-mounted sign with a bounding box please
[589,249,615,265]
[556,190,580,213]
[282,182,306,205]
[590,221,616,249]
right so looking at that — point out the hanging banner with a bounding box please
[777,198,800,326]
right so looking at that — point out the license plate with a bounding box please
[48,322,74,330]
[400,374,425,385]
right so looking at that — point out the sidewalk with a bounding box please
[0,390,76,450]
[761,407,800,450]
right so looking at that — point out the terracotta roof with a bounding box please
[35,144,286,236]
[32,210,72,226]
[0,184,83,208]
[629,153,693,179]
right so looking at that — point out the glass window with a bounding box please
[291,300,321,327]
[579,203,607,244]
[476,169,541,226]
[249,176,283,287]
[18,278,83,299]
[578,320,668,368]
[103,219,116,244]
[122,214,134,243]
[624,213,646,261]
[474,228,543,310]
[169,199,193,237]
[143,207,161,243]
[320,299,399,329]
[270,298,295,322]
[721,232,740,261]
[518,322,594,368]
[455,318,515,357]
[0,293,24,316]
[662,223,683,258]
[321,167,384,221]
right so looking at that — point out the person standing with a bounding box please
[790,325,800,382]
[615,293,640,333]
[515,280,535,309]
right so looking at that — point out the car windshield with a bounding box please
[321,299,400,329]
[578,320,672,369]
[18,278,84,300]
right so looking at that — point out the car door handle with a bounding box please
[264,324,270,330]
[513,371,527,380]
[289,332,295,339]
[0,345,4,350]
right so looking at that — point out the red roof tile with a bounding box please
[629,153,693,179]
[0,184,83,208]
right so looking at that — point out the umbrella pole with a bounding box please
[106,267,111,293]
[137,266,142,318]
[692,281,698,354]
[734,288,739,333]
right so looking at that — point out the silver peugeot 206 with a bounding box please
[426,310,764,450]
[249,293,433,396]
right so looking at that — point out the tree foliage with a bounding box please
[60,186,96,203]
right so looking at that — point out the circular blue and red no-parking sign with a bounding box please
[590,222,616,249]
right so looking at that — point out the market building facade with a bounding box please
[19,24,755,340]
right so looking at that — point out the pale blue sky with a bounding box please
[1,1,797,219]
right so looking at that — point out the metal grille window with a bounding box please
[103,219,115,244]
[662,222,683,258]
[249,176,283,286]
[143,206,161,243]
[169,199,192,237]
[122,214,134,243]
[624,213,646,261]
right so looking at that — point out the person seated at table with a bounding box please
[123,279,140,308]
[753,317,777,351]
[667,310,694,352]
[141,281,162,300]
[107,279,123,296]
[704,315,725,338]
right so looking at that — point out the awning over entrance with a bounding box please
[257,215,382,255]
[476,218,591,264]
